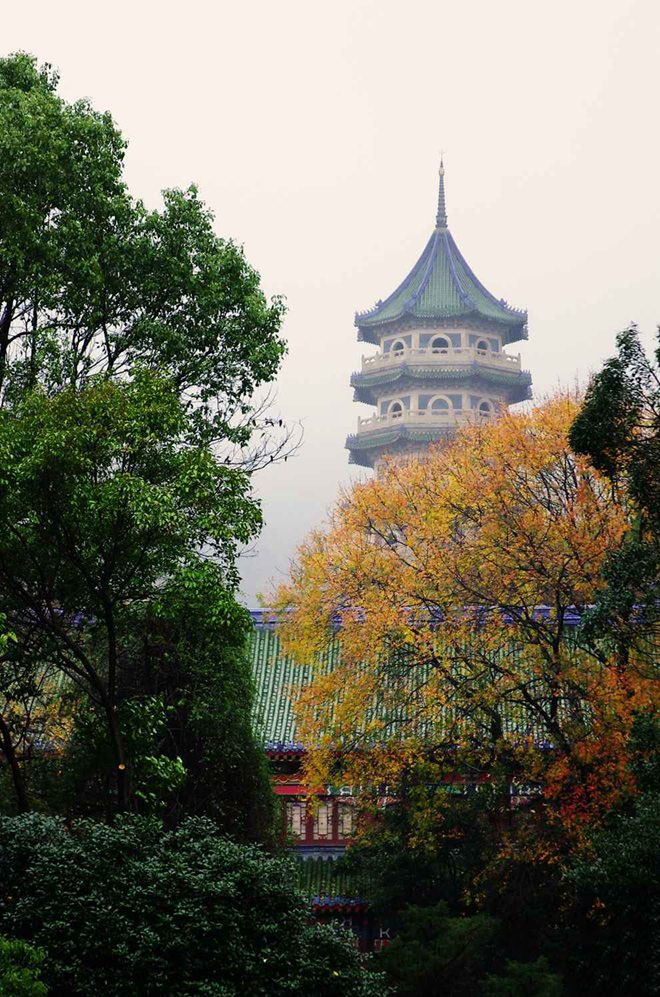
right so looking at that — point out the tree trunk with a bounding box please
[101,601,130,813]
[0,298,14,400]
[0,712,29,813]
[103,699,129,813]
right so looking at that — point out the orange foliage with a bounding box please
[273,394,657,839]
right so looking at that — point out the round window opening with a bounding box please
[389,401,403,418]
[431,396,450,413]
[391,340,406,356]
[478,400,493,417]
[476,339,489,354]
[431,336,450,353]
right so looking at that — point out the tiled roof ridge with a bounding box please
[446,229,526,319]
[251,606,587,626]
[355,230,436,325]
[354,164,527,335]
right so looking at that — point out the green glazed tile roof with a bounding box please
[351,364,532,406]
[251,624,341,744]
[356,167,527,346]
[345,423,458,467]
[295,855,369,902]
[250,614,582,747]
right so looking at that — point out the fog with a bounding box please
[5,0,660,605]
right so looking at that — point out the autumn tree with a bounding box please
[275,394,655,840]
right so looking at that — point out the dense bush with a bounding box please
[565,791,660,996]
[376,902,500,996]
[0,814,387,996]
[376,904,565,996]
[481,958,563,996]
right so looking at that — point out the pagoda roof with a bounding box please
[355,164,527,346]
[345,424,457,468]
[351,363,532,406]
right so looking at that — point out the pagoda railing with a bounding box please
[360,345,522,374]
[356,407,492,433]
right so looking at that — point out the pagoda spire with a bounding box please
[435,158,447,229]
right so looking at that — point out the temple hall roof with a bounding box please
[355,163,528,346]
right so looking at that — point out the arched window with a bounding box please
[476,339,489,354]
[478,399,493,417]
[390,339,406,356]
[388,400,404,418]
[430,395,450,416]
[431,335,450,353]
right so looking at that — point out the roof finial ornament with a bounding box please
[436,152,448,229]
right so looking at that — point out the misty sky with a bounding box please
[5,0,660,606]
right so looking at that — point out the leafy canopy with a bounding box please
[275,395,652,841]
[0,53,287,820]
[0,52,286,440]
[570,324,660,659]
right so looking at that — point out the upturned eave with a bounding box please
[350,365,532,406]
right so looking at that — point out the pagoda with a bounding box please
[346,163,532,471]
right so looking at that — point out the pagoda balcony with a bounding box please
[359,344,522,375]
[355,406,492,435]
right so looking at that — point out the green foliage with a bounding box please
[0,52,127,400]
[565,791,660,995]
[144,562,277,841]
[0,936,48,996]
[58,696,187,817]
[629,709,660,793]
[481,958,563,996]
[375,901,565,996]
[565,331,660,992]
[0,814,387,997]
[376,902,499,996]
[0,52,287,819]
[119,698,187,811]
[43,566,276,838]
[0,53,286,424]
[569,324,660,654]
[339,767,498,918]
[0,371,260,590]
[0,373,266,815]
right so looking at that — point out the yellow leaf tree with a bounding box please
[274,394,656,840]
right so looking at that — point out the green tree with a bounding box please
[0,53,286,440]
[0,936,47,997]
[376,902,499,997]
[0,53,125,398]
[569,325,660,660]
[559,713,660,996]
[142,562,276,841]
[0,374,265,816]
[481,958,563,996]
[338,764,498,919]
[0,813,387,997]
[565,791,660,995]
[0,52,290,823]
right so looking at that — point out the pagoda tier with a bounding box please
[346,163,531,471]
[351,344,532,406]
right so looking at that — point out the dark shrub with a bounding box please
[0,814,387,996]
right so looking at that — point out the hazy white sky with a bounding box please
[5,0,660,604]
